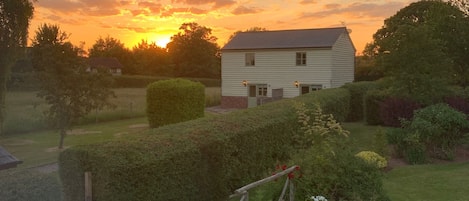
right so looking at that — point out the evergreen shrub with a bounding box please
[146,78,205,128]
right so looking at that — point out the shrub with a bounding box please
[293,101,389,201]
[113,75,221,88]
[59,87,351,201]
[342,81,379,122]
[0,170,62,201]
[403,103,469,160]
[295,88,351,122]
[372,127,390,158]
[355,151,387,169]
[146,78,205,128]
[379,97,421,127]
[364,89,390,125]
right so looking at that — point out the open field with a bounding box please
[3,87,220,135]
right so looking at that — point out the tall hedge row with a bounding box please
[146,78,205,128]
[59,88,350,201]
[342,81,379,122]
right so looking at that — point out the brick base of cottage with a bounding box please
[221,96,248,109]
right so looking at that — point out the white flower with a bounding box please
[309,195,327,201]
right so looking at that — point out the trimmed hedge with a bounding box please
[379,97,421,127]
[59,88,350,201]
[364,89,390,125]
[342,81,379,122]
[0,170,62,201]
[113,75,220,88]
[146,78,205,128]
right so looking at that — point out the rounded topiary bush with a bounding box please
[146,78,205,128]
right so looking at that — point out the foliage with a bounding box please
[295,88,351,122]
[0,0,34,135]
[59,87,349,201]
[355,151,388,169]
[403,103,469,160]
[342,81,379,122]
[167,22,220,78]
[31,24,115,149]
[372,127,390,158]
[131,39,170,76]
[365,1,469,88]
[354,55,383,81]
[227,26,268,42]
[364,89,390,125]
[293,102,388,201]
[146,78,205,128]
[0,170,62,201]
[379,97,421,127]
[88,36,135,74]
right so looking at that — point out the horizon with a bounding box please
[28,0,417,54]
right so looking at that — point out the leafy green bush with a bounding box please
[372,127,390,158]
[293,102,389,201]
[59,88,350,201]
[0,170,62,201]
[342,81,379,122]
[146,78,205,128]
[403,103,469,160]
[295,88,351,122]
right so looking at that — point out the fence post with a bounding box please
[85,171,92,201]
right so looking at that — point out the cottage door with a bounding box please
[247,85,257,108]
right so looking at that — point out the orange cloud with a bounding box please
[299,2,405,19]
[232,6,263,15]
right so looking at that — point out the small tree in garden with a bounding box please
[146,78,204,128]
[293,102,389,201]
[31,24,115,149]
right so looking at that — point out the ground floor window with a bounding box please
[301,84,322,95]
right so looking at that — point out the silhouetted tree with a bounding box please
[132,39,170,76]
[227,27,267,42]
[89,36,135,74]
[31,24,115,149]
[0,0,34,135]
[167,22,220,78]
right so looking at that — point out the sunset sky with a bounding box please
[29,0,416,54]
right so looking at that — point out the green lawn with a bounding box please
[384,162,469,201]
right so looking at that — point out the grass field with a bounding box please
[3,87,220,135]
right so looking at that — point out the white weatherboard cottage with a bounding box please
[220,27,356,108]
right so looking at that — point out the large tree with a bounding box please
[0,0,34,135]
[31,24,115,149]
[89,36,135,74]
[364,0,469,87]
[132,39,170,76]
[167,22,220,78]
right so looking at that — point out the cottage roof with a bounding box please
[88,57,123,69]
[0,146,22,170]
[222,27,348,50]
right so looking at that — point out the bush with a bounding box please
[355,151,388,169]
[146,78,205,128]
[293,102,389,201]
[379,97,421,127]
[342,81,379,122]
[364,89,390,125]
[404,103,469,160]
[295,88,351,122]
[0,170,62,201]
[59,87,351,201]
